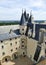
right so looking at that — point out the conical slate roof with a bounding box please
[28,14,32,23]
[20,13,26,25]
[24,10,27,20]
[24,10,29,21]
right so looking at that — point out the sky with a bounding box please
[0,0,46,20]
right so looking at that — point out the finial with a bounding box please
[25,9,26,13]
[30,10,32,16]
[25,9,26,11]
[22,9,23,13]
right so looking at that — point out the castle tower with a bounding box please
[19,10,28,56]
[25,11,33,38]
[19,10,27,35]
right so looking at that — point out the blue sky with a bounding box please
[0,0,46,20]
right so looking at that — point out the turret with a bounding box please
[19,10,27,35]
[28,12,32,23]
[25,11,33,37]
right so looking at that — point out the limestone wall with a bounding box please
[27,37,38,59]
[0,37,21,62]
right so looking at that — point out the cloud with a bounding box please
[0,0,46,20]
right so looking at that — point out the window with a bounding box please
[13,54,18,59]
[33,45,41,61]
[22,45,24,47]
[2,45,4,49]
[22,29,24,31]
[1,41,3,43]
[15,42,17,44]
[15,37,17,39]
[16,47,17,50]
[2,52,5,55]
[23,52,25,54]
[11,49,13,52]
[45,42,46,44]
[10,38,12,40]
[19,46,20,48]
[10,43,12,46]
[5,58,8,62]
[23,33,24,35]
[22,41,24,43]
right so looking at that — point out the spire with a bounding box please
[28,11,32,23]
[20,10,26,25]
[22,9,23,14]
[30,10,32,16]
[24,10,26,15]
[24,10,27,20]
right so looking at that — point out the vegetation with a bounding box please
[0,21,20,26]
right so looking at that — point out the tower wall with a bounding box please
[20,25,27,35]
[27,37,38,59]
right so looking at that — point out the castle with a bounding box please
[0,10,46,64]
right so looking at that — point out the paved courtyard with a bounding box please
[13,56,34,65]
[2,56,46,65]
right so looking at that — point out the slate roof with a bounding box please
[26,23,46,41]
[25,22,33,36]
[13,29,20,35]
[28,15,32,23]
[20,13,26,25]
[20,10,29,25]
[25,13,46,41]
[0,31,20,41]
[34,24,46,41]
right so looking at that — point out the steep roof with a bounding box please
[0,31,20,41]
[28,15,32,23]
[13,29,20,35]
[20,12,26,25]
